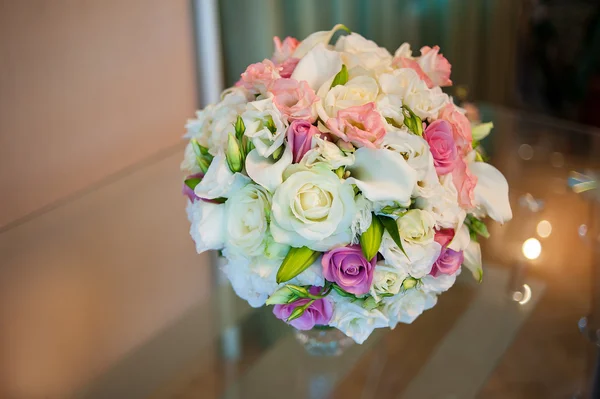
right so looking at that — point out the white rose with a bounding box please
[397,209,436,245]
[378,68,449,121]
[382,128,434,181]
[370,261,408,302]
[185,88,250,155]
[420,273,457,295]
[301,136,355,169]
[350,194,373,244]
[316,76,379,123]
[180,141,202,174]
[225,184,272,257]
[334,33,393,75]
[221,254,280,308]
[416,174,466,230]
[186,200,226,253]
[403,86,449,121]
[380,235,441,278]
[270,165,356,251]
[329,295,389,344]
[194,154,250,200]
[393,42,413,59]
[242,98,288,157]
[382,289,437,327]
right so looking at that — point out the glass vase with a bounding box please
[294,325,354,356]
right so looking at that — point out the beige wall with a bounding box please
[0,0,197,228]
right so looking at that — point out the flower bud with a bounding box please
[225,133,243,173]
[359,214,383,261]
[266,286,297,305]
[402,277,417,290]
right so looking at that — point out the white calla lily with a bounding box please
[449,224,470,251]
[245,145,292,192]
[292,24,349,58]
[463,240,483,282]
[194,155,250,199]
[470,162,512,223]
[291,43,343,91]
[346,148,417,206]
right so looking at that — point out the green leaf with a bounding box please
[276,246,321,284]
[359,213,383,261]
[378,215,408,259]
[385,117,403,129]
[225,133,243,173]
[272,145,284,161]
[362,296,378,311]
[330,64,349,88]
[234,116,245,141]
[184,177,202,190]
[197,156,211,174]
[331,284,357,298]
[191,139,202,157]
[266,286,297,305]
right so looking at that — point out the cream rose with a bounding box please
[316,75,379,123]
[397,209,436,245]
[329,295,389,344]
[370,261,408,302]
[270,165,356,251]
[224,184,272,258]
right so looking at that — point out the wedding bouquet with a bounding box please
[181,25,512,344]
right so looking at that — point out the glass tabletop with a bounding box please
[1,104,600,399]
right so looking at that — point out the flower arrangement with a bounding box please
[181,25,512,344]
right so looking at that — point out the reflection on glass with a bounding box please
[512,284,532,305]
[518,144,534,160]
[522,238,542,260]
[550,152,564,168]
[536,220,552,238]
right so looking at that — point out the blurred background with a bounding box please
[2,0,600,398]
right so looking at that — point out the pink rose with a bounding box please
[434,228,455,248]
[430,248,463,277]
[273,287,333,330]
[418,46,452,88]
[270,78,318,122]
[452,157,477,209]
[394,57,434,88]
[326,102,386,149]
[439,104,472,156]
[322,245,376,296]
[272,36,300,64]
[287,120,323,163]
[239,59,281,95]
[278,57,300,78]
[424,119,458,175]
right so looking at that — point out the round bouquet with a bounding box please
[181,25,512,344]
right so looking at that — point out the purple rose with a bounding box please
[424,119,458,175]
[430,248,463,277]
[322,245,375,295]
[286,120,322,163]
[273,287,333,330]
